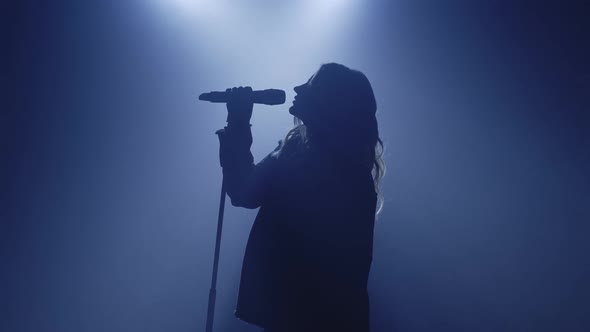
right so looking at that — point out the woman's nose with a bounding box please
[294,84,305,94]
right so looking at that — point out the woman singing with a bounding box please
[216,63,384,332]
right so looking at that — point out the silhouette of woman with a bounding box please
[216,63,384,332]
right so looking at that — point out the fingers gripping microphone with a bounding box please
[199,88,286,105]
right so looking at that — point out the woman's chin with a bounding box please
[290,105,308,121]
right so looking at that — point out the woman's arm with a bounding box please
[214,86,280,208]
[216,124,279,209]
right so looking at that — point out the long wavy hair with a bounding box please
[279,63,385,215]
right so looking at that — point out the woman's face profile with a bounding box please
[288,63,367,130]
[289,72,320,124]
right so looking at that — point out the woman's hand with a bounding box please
[226,86,254,127]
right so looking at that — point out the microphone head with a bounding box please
[261,89,286,105]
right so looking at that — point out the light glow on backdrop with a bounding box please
[149,0,359,73]
[148,0,359,76]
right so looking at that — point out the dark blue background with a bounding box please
[5,1,589,331]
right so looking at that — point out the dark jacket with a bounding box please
[217,124,377,331]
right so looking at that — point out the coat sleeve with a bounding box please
[216,124,280,209]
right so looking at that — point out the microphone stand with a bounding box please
[205,176,226,332]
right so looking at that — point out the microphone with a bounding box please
[199,88,286,105]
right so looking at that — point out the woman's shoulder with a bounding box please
[275,130,308,160]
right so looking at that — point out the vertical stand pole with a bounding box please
[206,178,226,332]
